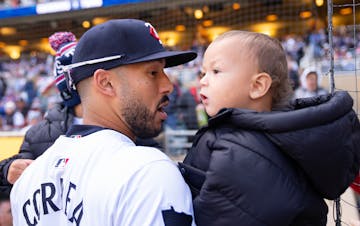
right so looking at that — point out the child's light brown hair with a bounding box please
[214,30,293,109]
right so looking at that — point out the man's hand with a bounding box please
[7,159,33,184]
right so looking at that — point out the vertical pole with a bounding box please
[327,0,335,94]
[352,0,359,114]
[334,197,342,226]
[328,0,341,225]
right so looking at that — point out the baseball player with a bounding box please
[10,19,197,226]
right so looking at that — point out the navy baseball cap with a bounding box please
[68,19,197,86]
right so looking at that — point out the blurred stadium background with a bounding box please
[0,0,359,224]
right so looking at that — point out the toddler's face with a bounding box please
[199,37,257,117]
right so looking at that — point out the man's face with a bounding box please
[113,59,173,138]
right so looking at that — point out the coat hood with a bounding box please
[210,91,360,199]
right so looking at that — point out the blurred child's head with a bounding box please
[199,30,292,116]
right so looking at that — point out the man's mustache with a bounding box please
[158,95,170,107]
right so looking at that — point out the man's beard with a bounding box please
[122,102,158,138]
[122,96,168,139]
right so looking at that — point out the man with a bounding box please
[11,19,197,226]
[0,31,159,194]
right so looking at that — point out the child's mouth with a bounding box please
[200,94,208,103]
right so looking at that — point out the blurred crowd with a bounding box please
[0,0,53,8]
[283,26,360,82]
[0,53,59,132]
[0,26,359,132]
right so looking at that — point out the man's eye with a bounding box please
[150,71,158,76]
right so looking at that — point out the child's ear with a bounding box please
[93,69,116,97]
[249,72,272,99]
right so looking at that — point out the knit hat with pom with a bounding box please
[49,32,81,107]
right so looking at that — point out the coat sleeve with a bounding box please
[192,135,304,226]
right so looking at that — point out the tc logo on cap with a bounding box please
[145,22,162,45]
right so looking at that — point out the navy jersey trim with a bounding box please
[162,207,192,226]
[66,125,108,137]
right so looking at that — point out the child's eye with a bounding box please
[150,71,158,76]
[213,69,219,74]
[199,72,206,78]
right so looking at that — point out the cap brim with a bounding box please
[127,50,197,68]
[71,50,197,85]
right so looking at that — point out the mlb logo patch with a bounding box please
[55,158,69,168]
[70,135,82,138]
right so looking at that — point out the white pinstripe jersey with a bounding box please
[11,125,195,226]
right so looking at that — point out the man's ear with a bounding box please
[249,72,272,99]
[93,69,115,96]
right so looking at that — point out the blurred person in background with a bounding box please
[0,31,83,194]
[1,101,25,131]
[177,85,199,131]
[286,55,300,91]
[164,70,181,130]
[0,192,12,226]
[293,67,328,99]
[21,75,37,109]
[0,76,7,102]
[14,95,29,120]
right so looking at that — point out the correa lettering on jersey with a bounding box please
[22,179,83,226]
